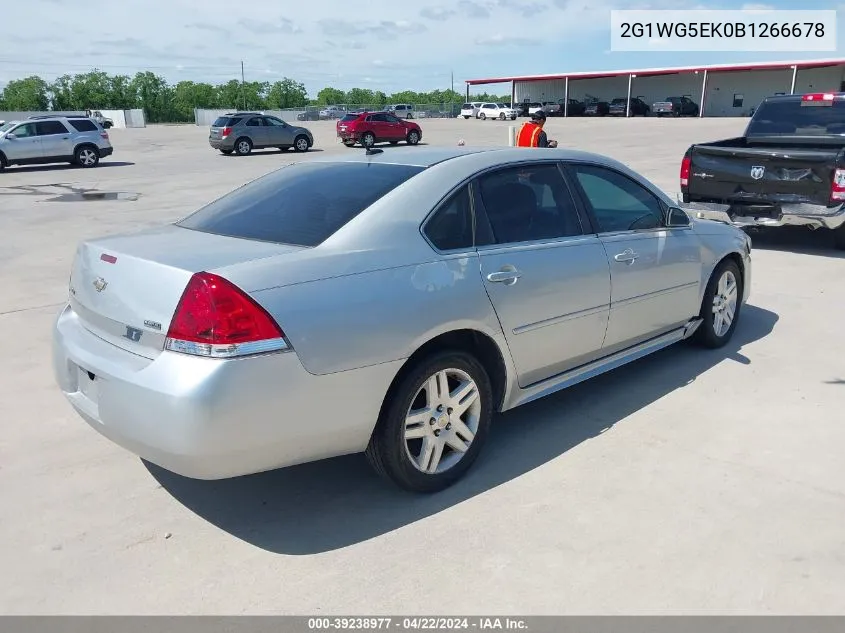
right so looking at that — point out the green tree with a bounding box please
[266,78,308,109]
[315,87,346,105]
[345,88,375,106]
[172,81,219,121]
[130,71,174,123]
[1,76,50,111]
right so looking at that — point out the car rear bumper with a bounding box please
[99,147,114,158]
[679,196,845,230]
[52,303,400,480]
[208,138,234,150]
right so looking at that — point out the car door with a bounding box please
[474,162,612,388]
[244,116,267,147]
[565,162,702,354]
[262,116,293,146]
[382,113,406,140]
[367,113,390,140]
[36,120,73,158]
[4,122,43,160]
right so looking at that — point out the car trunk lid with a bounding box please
[68,225,304,359]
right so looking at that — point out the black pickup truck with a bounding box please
[679,92,845,249]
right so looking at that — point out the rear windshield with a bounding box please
[177,161,426,247]
[68,118,98,132]
[461,103,472,109]
[340,114,360,122]
[212,116,242,127]
[746,99,845,136]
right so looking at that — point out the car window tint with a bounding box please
[178,162,425,247]
[11,123,36,138]
[747,99,845,136]
[341,114,359,122]
[424,186,474,251]
[477,164,583,245]
[246,117,263,127]
[68,119,98,132]
[571,164,663,232]
[35,121,69,135]
[263,117,285,126]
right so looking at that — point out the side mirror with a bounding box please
[6,133,16,140]
[666,206,691,227]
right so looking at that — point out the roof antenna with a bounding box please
[365,147,383,156]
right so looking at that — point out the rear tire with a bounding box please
[478,113,486,120]
[361,132,376,148]
[499,113,505,120]
[75,145,99,168]
[694,259,743,348]
[833,224,845,250]
[463,115,470,119]
[343,140,356,148]
[366,350,493,493]
[234,137,252,156]
[220,149,233,155]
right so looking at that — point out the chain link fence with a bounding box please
[194,104,465,125]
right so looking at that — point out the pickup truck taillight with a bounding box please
[680,155,691,188]
[831,168,845,202]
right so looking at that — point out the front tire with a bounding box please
[694,259,743,348]
[366,351,493,493]
[293,135,309,152]
[406,129,420,145]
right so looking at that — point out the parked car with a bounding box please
[679,91,845,249]
[477,103,517,120]
[52,146,751,492]
[653,96,700,117]
[336,111,422,147]
[545,98,586,117]
[387,104,415,119]
[584,99,610,116]
[297,110,320,121]
[460,102,482,119]
[0,115,113,171]
[208,112,314,155]
[86,110,114,129]
[319,105,346,120]
[609,97,650,116]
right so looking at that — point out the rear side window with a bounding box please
[178,162,425,247]
[461,103,472,109]
[340,114,360,122]
[36,120,69,135]
[424,186,474,251]
[68,119,98,132]
[746,99,845,136]
[212,116,242,127]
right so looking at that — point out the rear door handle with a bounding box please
[614,249,639,264]
[487,268,522,285]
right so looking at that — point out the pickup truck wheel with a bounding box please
[833,224,845,250]
[365,350,493,493]
[694,259,743,349]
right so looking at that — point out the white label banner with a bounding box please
[610,10,837,52]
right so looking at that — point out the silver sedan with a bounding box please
[52,146,752,492]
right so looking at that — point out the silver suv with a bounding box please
[208,112,314,156]
[0,115,114,171]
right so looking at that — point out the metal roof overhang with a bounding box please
[465,58,845,85]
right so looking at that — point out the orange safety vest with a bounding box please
[515,122,543,147]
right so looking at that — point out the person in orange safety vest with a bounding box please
[515,110,558,148]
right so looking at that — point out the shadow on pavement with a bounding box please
[3,161,135,174]
[748,226,845,259]
[148,304,779,555]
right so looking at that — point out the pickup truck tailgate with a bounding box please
[688,144,840,207]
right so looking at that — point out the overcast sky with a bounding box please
[0,0,841,95]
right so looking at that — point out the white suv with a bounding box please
[477,103,517,120]
[460,102,482,119]
[0,115,113,171]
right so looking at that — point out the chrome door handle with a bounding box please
[487,268,522,284]
[614,249,639,264]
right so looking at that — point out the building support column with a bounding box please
[511,80,516,107]
[790,65,798,94]
[626,74,633,117]
[466,83,470,103]
[564,77,569,117]
[699,70,708,118]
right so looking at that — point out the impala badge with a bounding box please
[123,326,143,342]
[750,165,765,180]
[93,277,108,292]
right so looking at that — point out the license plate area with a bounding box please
[77,365,100,404]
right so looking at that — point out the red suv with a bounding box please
[336,111,422,148]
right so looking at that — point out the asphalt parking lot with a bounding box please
[1,117,844,614]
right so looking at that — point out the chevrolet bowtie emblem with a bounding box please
[93,277,108,292]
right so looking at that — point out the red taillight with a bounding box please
[680,155,691,188]
[831,168,845,202]
[221,126,233,137]
[101,132,109,139]
[802,93,835,101]
[165,272,288,358]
